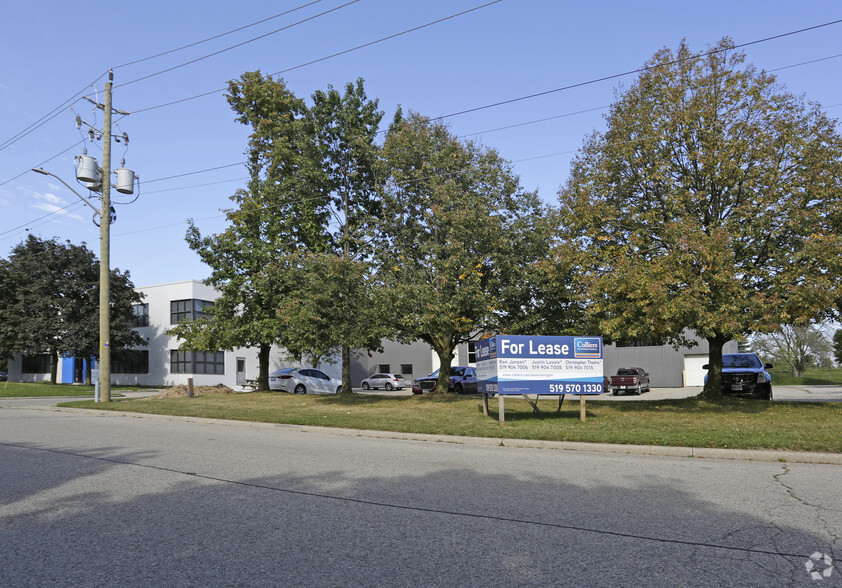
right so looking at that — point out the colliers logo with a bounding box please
[574,337,602,359]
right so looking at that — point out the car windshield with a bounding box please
[617,369,638,376]
[451,368,466,376]
[722,354,762,369]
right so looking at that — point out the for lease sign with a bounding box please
[476,335,603,395]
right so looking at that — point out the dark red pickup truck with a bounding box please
[608,367,650,395]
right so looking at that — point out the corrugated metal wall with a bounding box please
[604,335,738,388]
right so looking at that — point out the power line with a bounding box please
[0,140,86,188]
[433,18,842,121]
[143,177,249,195]
[0,1,329,152]
[114,0,362,90]
[0,75,106,154]
[113,0,324,69]
[0,200,88,242]
[131,0,505,114]
[143,162,247,184]
[7,15,842,241]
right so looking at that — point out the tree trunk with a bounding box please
[85,358,92,386]
[341,344,352,394]
[432,340,456,394]
[700,335,727,399]
[50,349,59,385]
[257,343,270,391]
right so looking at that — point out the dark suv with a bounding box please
[704,353,773,400]
[412,366,478,395]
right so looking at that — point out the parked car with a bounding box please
[268,367,342,394]
[412,366,478,395]
[360,373,406,390]
[0,371,7,382]
[608,367,650,395]
[703,353,773,400]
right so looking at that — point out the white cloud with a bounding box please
[39,191,64,205]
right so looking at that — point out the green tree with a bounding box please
[0,235,143,384]
[268,251,384,370]
[175,71,331,391]
[306,79,385,392]
[557,39,842,397]
[833,329,842,365]
[374,112,548,393]
[751,324,833,377]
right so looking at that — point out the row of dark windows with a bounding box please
[19,350,224,375]
[171,299,213,324]
[377,364,413,375]
[21,354,52,374]
[170,350,225,374]
[131,299,214,328]
[113,350,149,374]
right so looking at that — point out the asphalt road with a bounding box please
[1,404,839,586]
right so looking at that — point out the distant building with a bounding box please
[8,280,734,389]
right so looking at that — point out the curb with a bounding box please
[26,404,842,466]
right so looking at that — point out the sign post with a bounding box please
[476,335,604,423]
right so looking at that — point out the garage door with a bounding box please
[683,355,709,386]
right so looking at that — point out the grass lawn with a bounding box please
[59,392,842,453]
[767,366,842,386]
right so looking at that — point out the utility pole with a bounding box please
[99,71,113,402]
[31,69,136,402]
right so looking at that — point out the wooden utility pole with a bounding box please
[99,71,113,402]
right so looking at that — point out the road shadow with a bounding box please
[1,431,838,587]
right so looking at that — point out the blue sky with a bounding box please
[2,0,841,287]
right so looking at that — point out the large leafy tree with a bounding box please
[176,71,331,391]
[557,39,842,396]
[304,79,386,392]
[0,235,144,384]
[374,112,548,393]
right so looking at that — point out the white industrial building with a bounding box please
[8,280,731,389]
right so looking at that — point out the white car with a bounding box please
[360,373,406,390]
[269,367,342,394]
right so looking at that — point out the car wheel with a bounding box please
[385,383,393,391]
[336,386,342,394]
[294,384,306,395]
[454,383,463,394]
[612,390,619,396]
[765,385,773,401]
[362,382,370,390]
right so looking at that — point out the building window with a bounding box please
[170,299,213,324]
[112,350,149,374]
[131,303,149,327]
[400,364,413,376]
[22,354,52,374]
[378,364,390,374]
[170,350,225,374]
[468,342,477,364]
